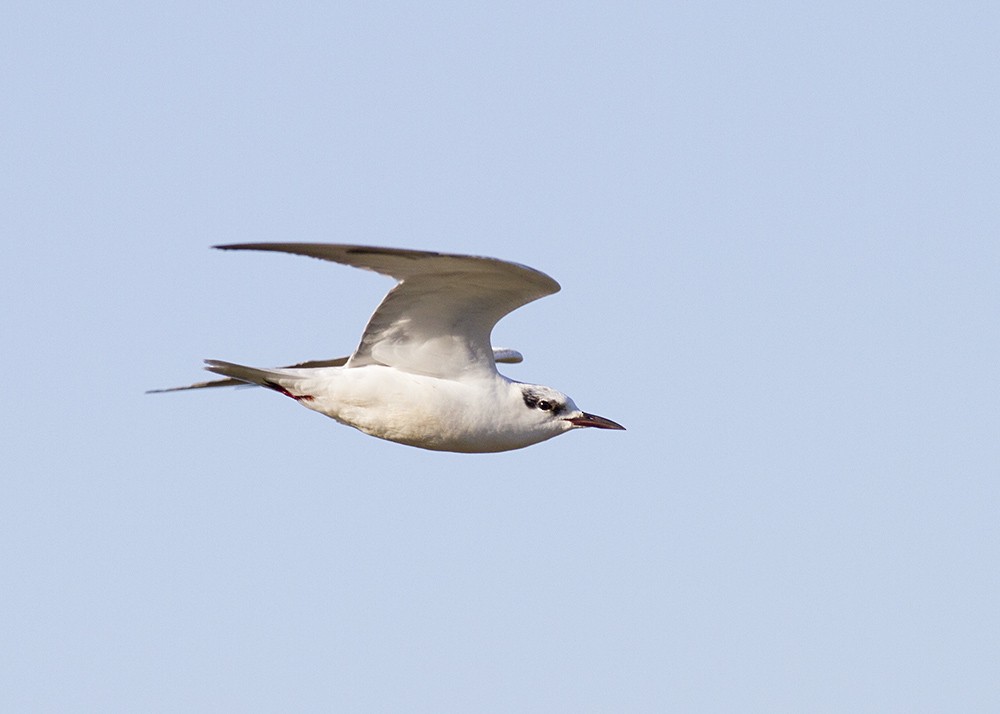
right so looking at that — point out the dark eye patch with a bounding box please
[522,389,563,415]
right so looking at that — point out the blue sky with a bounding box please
[3,2,999,711]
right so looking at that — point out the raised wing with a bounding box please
[214,244,559,378]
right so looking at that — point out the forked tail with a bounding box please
[203,360,315,402]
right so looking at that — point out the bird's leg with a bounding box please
[262,379,315,402]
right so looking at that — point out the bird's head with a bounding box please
[517,384,625,438]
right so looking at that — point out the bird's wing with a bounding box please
[147,347,524,394]
[215,243,559,378]
[491,348,523,364]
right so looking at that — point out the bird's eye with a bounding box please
[537,400,553,411]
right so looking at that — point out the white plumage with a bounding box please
[153,244,624,452]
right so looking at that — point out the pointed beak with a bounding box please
[566,412,626,430]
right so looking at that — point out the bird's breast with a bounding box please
[303,368,543,452]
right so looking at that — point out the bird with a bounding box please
[151,244,625,453]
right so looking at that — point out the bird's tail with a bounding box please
[147,356,348,394]
[203,360,316,402]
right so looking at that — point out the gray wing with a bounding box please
[215,243,559,378]
[147,348,524,394]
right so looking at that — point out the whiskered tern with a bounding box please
[152,244,624,453]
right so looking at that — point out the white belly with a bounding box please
[298,366,552,453]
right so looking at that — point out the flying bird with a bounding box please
[151,244,624,452]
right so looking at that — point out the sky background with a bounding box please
[3,1,999,711]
